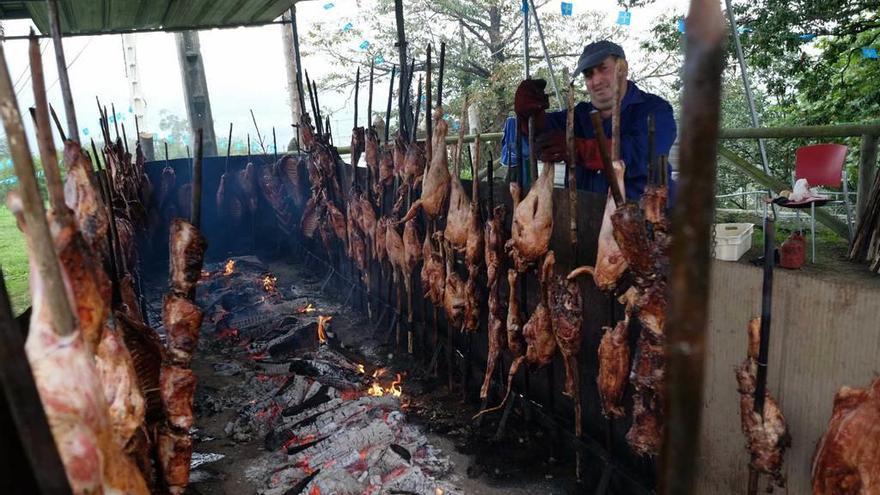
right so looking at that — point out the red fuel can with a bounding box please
[780,231,806,269]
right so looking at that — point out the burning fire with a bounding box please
[224,259,236,276]
[366,372,403,398]
[317,315,332,344]
[357,364,365,374]
[262,273,278,293]
[297,303,316,314]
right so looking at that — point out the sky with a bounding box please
[0,0,692,158]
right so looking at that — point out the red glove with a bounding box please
[514,79,550,131]
[534,131,605,171]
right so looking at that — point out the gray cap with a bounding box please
[573,40,625,77]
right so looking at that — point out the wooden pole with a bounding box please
[857,134,878,221]
[660,0,726,491]
[225,122,233,173]
[425,44,433,166]
[0,41,75,336]
[384,65,396,143]
[46,0,78,142]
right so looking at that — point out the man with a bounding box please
[514,40,676,200]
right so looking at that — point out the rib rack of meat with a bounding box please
[400,108,451,222]
[63,140,110,265]
[812,377,880,494]
[506,162,554,272]
[523,252,557,368]
[258,161,297,235]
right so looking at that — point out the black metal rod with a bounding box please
[111,102,120,142]
[754,217,774,414]
[48,104,66,141]
[353,66,360,128]
[384,65,396,142]
[437,42,446,108]
[121,121,129,155]
[289,6,306,114]
[191,128,203,229]
[367,61,375,130]
[273,126,277,162]
[425,44,432,164]
[411,76,422,143]
[224,122,232,173]
[312,80,323,136]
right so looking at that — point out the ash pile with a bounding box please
[186,256,460,495]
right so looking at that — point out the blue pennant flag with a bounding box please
[736,26,753,34]
[560,2,572,16]
[799,33,816,41]
[374,55,385,65]
[343,22,353,32]
[862,47,878,59]
[677,18,686,33]
[323,2,334,9]
[359,40,370,50]
[521,0,528,13]
[617,11,631,26]
[83,128,90,136]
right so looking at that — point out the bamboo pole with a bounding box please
[0,41,74,336]
[46,0,78,142]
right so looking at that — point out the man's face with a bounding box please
[583,56,627,111]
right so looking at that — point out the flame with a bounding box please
[357,364,365,374]
[435,489,444,495]
[297,303,317,313]
[317,316,332,344]
[224,259,236,276]
[262,273,278,292]
[365,371,403,398]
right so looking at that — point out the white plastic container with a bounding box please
[713,223,754,261]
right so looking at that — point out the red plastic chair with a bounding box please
[786,144,851,261]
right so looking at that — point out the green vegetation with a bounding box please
[0,206,30,315]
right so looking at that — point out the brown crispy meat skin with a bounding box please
[626,332,666,457]
[640,184,669,232]
[484,205,506,288]
[506,163,554,272]
[481,279,506,399]
[162,294,203,365]
[259,162,297,235]
[400,109,451,222]
[550,274,582,398]
[444,173,471,252]
[523,253,557,368]
[610,202,653,283]
[598,316,630,419]
[812,377,880,494]
[160,365,196,431]
[393,130,408,180]
[404,141,426,184]
[280,154,308,208]
[158,426,193,495]
[364,127,380,175]
[442,245,466,329]
[350,126,365,168]
[62,141,110,264]
[169,218,208,298]
[421,233,445,305]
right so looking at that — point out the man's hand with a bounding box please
[514,79,550,121]
[534,131,606,171]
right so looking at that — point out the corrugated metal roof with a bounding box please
[0,0,299,35]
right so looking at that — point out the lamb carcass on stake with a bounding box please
[597,288,637,419]
[523,252,558,368]
[364,127,380,184]
[443,165,470,252]
[479,205,508,399]
[259,161,297,235]
[350,126,365,168]
[421,232,445,306]
[404,141,426,185]
[399,107,451,222]
[550,269,583,398]
[403,219,422,322]
[567,160,627,292]
[506,162,554,272]
[63,140,110,265]
[812,377,880,494]
[442,240,466,329]
[484,205,506,288]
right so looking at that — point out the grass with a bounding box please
[0,206,30,315]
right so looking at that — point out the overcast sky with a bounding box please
[0,0,691,157]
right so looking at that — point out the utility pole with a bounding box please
[175,31,218,156]
[121,33,154,158]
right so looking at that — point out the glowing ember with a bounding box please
[297,303,316,313]
[224,259,236,276]
[389,373,403,397]
[367,382,385,397]
[317,315,332,344]
[357,364,365,374]
[262,273,278,292]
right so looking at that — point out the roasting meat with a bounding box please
[421,232,445,305]
[636,279,667,339]
[626,331,666,457]
[484,205,506,288]
[400,108,451,221]
[611,202,653,284]
[523,252,557,367]
[364,127,380,177]
[279,154,309,209]
[95,325,146,448]
[216,172,244,229]
[464,201,484,269]
[374,214,388,264]
[169,218,208,298]
[158,426,193,495]
[812,377,880,494]
[299,113,317,151]
[326,200,348,246]
[350,126,365,168]
[641,184,669,232]
[301,195,322,239]
[162,294,203,365]
[393,130,408,180]
[506,163,554,272]
[442,242,466,329]
[444,171,471,252]
[357,195,377,259]
[376,146,394,194]
[404,141,426,184]
[160,365,196,431]
[159,164,177,211]
[259,162,297,235]
[550,273,583,399]
[62,140,110,265]
[480,277,506,399]
[598,315,631,419]
[567,161,627,292]
[506,269,525,357]
[385,219,406,276]
[403,218,422,274]
[350,227,368,277]
[11,194,148,494]
[463,265,480,333]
